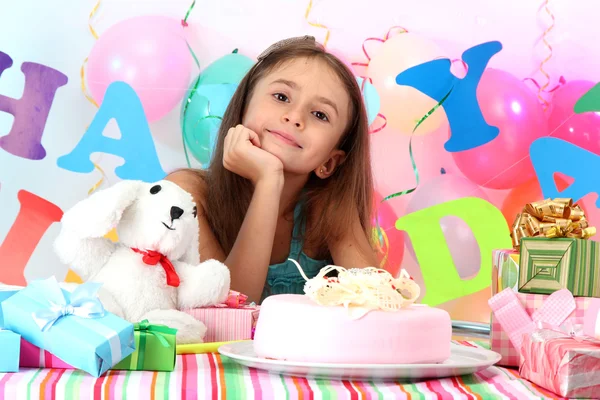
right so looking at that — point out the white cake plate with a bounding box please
[218,341,501,381]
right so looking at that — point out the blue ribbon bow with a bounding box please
[31,277,105,332]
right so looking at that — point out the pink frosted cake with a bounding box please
[253,264,452,364]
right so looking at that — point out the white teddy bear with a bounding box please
[53,179,231,344]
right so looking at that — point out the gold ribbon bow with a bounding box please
[511,198,596,249]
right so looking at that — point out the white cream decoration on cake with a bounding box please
[288,259,421,319]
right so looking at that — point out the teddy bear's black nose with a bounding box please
[170,206,184,220]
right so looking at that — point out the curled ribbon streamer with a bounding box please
[371,226,390,269]
[524,76,566,94]
[180,16,204,168]
[535,0,556,109]
[351,26,408,138]
[181,0,196,27]
[88,0,101,39]
[350,27,410,140]
[305,0,330,48]
[351,26,409,69]
[289,258,420,319]
[80,1,109,195]
[369,113,387,134]
[357,75,387,133]
[80,58,99,109]
[88,163,107,195]
[381,87,453,203]
[371,87,453,250]
[511,198,597,249]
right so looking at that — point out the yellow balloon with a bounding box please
[368,34,448,135]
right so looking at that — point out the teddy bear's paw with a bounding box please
[141,308,207,344]
[177,259,231,309]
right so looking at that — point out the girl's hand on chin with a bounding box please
[223,124,284,186]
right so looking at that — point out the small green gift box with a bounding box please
[112,320,177,372]
[518,237,600,297]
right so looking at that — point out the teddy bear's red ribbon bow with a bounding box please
[131,248,180,287]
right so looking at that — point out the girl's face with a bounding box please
[242,57,351,176]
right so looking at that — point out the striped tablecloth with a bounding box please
[0,341,567,399]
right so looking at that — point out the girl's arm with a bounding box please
[167,171,283,303]
[223,177,283,302]
[167,126,285,303]
[328,206,379,269]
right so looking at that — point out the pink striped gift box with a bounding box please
[19,338,74,369]
[490,292,592,367]
[519,329,600,398]
[184,305,260,343]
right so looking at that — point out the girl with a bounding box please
[168,35,378,303]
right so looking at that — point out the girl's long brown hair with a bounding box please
[194,38,374,259]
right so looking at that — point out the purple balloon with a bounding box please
[404,173,490,279]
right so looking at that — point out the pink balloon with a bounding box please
[548,80,600,155]
[86,16,193,122]
[452,68,547,189]
[404,173,490,280]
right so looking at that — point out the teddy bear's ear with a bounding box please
[60,179,146,239]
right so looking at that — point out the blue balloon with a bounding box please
[181,83,238,167]
[197,49,254,85]
[181,50,255,167]
[356,77,380,126]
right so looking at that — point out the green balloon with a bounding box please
[197,49,254,86]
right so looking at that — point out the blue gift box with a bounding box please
[0,285,22,328]
[0,329,20,372]
[1,277,135,377]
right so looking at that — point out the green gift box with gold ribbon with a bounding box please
[112,320,177,372]
[518,237,600,297]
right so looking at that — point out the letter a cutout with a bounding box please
[57,81,166,182]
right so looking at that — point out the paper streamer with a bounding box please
[351,26,408,134]
[80,0,107,194]
[305,0,331,48]
[180,4,205,168]
[535,0,556,109]
[181,0,196,27]
[371,225,390,269]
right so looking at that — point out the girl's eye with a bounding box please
[313,111,329,122]
[273,93,289,102]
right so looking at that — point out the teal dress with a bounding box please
[261,201,331,302]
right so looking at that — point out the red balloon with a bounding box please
[548,80,600,155]
[372,192,405,277]
[452,68,547,189]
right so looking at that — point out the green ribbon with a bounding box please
[133,320,177,370]
[182,0,196,26]
[375,86,454,247]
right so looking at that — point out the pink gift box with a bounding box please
[184,305,260,343]
[583,298,600,339]
[519,329,600,398]
[490,293,592,367]
[20,338,74,369]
